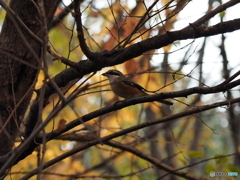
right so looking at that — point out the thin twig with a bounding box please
[73,0,96,60]
[184,0,240,29]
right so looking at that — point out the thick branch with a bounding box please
[110,18,240,66]
[56,18,240,71]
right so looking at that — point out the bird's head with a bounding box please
[102,70,124,78]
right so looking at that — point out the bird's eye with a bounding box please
[109,71,120,76]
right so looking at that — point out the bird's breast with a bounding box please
[110,80,145,99]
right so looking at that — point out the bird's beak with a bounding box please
[102,72,107,76]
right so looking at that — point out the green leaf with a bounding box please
[228,164,240,173]
[214,154,228,164]
[219,11,226,18]
[189,151,204,158]
[205,164,216,174]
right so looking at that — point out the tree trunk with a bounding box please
[0,0,60,156]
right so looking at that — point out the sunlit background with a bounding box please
[2,0,240,179]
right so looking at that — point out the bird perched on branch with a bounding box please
[102,69,173,106]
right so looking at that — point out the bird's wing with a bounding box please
[119,77,173,105]
[120,77,146,92]
[119,76,156,93]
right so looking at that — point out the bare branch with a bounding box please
[15,97,240,179]
[184,0,240,29]
[106,140,205,180]
[73,0,96,60]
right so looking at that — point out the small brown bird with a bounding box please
[102,70,173,105]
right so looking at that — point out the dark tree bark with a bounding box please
[0,0,60,156]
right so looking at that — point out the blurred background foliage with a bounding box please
[3,0,240,179]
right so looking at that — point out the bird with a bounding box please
[102,69,173,105]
